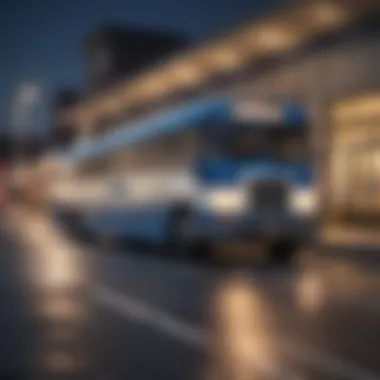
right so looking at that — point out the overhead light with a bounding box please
[172,63,203,86]
[310,2,346,29]
[147,78,168,96]
[136,75,168,99]
[102,96,124,115]
[209,47,243,71]
[254,25,296,52]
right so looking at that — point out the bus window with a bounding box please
[212,124,310,163]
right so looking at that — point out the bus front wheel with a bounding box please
[166,204,195,258]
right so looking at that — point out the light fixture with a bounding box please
[102,96,123,115]
[333,94,380,123]
[171,63,203,86]
[253,25,296,52]
[310,1,346,30]
[209,46,243,71]
[142,75,169,98]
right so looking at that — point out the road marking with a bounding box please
[94,285,207,348]
[94,284,380,380]
[94,285,295,379]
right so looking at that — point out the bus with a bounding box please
[47,98,317,262]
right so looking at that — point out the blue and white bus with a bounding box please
[48,98,317,262]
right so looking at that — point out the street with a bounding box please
[1,209,380,380]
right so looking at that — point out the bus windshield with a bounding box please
[219,126,310,163]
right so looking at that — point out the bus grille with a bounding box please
[253,180,288,213]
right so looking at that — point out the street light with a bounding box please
[11,82,41,187]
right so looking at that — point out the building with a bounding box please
[59,0,380,237]
[84,26,189,95]
[51,89,81,148]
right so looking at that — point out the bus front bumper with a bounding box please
[188,211,315,244]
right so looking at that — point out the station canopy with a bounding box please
[61,0,379,129]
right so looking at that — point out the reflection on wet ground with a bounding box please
[4,209,98,379]
[208,267,380,380]
[2,208,380,380]
[210,276,283,379]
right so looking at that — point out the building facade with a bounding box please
[84,26,189,95]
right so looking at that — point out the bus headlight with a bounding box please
[290,187,318,215]
[202,188,248,215]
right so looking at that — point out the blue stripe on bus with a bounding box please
[67,99,307,165]
[69,98,232,164]
[83,205,171,243]
[198,159,313,185]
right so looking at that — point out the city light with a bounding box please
[14,82,41,108]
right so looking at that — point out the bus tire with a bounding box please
[269,239,298,266]
[192,239,210,262]
[166,204,193,258]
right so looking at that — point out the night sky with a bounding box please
[0,0,289,134]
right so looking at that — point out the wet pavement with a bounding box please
[1,209,380,380]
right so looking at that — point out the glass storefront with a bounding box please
[329,93,380,226]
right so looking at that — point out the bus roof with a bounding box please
[68,98,231,164]
[66,98,306,165]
